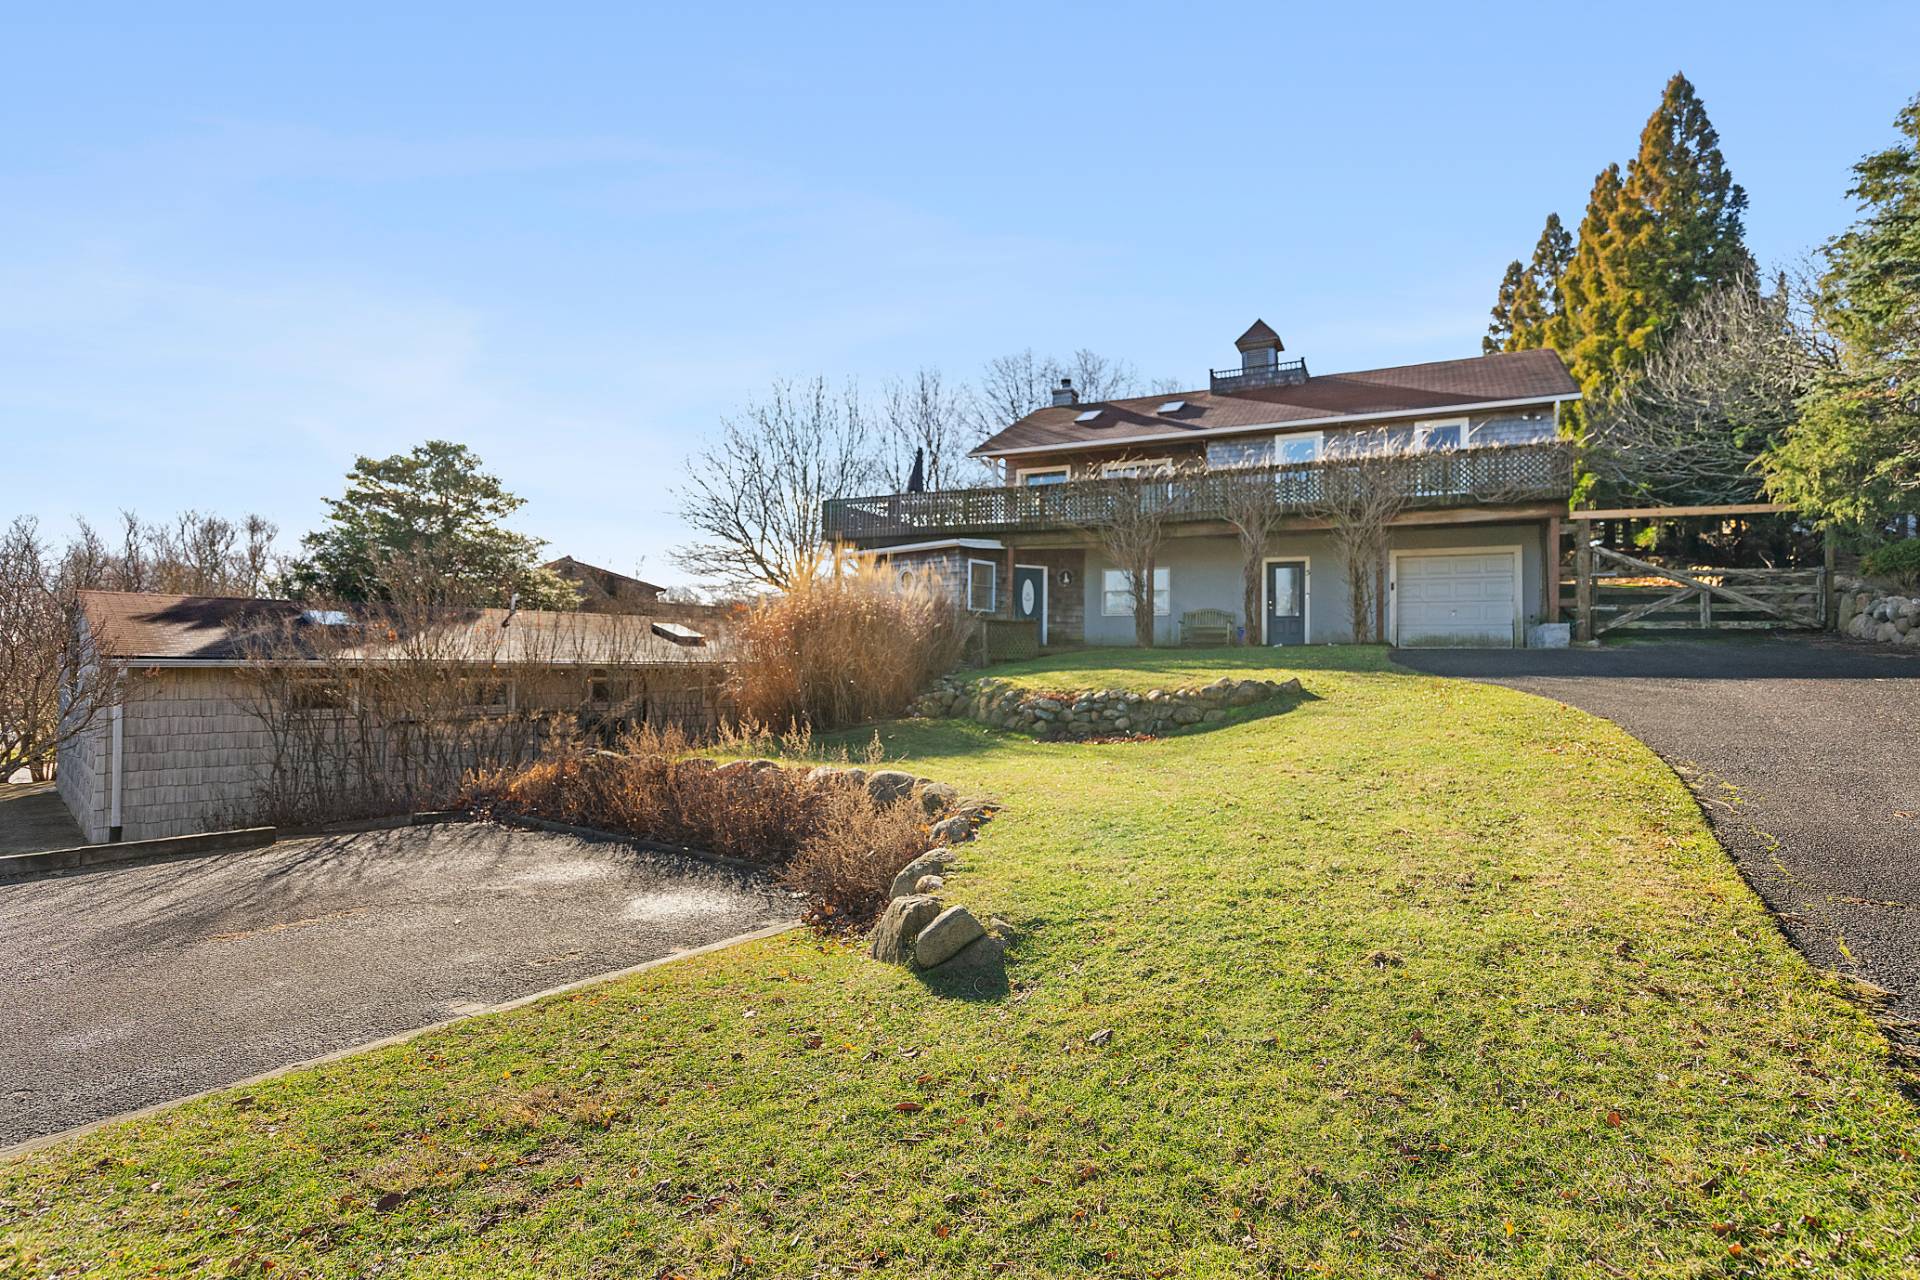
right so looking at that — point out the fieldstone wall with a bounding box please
[1840,589,1920,648]
[865,788,1012,987]
[912,674,1303,740]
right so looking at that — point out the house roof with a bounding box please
[971,348,1578,459]
[79,591,724,667]
[543,556,664,594]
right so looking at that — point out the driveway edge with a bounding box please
[0,918,802,1163]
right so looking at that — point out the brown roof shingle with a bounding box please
[972,348,1577,457]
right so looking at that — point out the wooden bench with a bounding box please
[1180,608,1237,647]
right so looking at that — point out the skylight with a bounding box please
[1157,400,1187,414]
[300,609,352,627]
[1074,409,1102,424]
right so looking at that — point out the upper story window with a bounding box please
[1018,466,1069,486]
[1274,433,1322,464]
[1101,457,1175,479]
[1415,418,1466,451]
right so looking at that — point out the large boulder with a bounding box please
[921,932,1007,989]
[913,905,986,969]
[930,814,975,845]
[917,782,959,816]
[865,770,917,806]
[888,849,956,900]
[870,895,942,965]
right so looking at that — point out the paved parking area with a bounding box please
[0,822,795,1146]
[0,781,84,855]
[1400,636,1920,1020]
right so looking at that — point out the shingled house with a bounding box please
[831,321,1578,649]
[543,556,665,612]
[57,591,727,844]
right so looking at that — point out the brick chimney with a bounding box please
[1050,377,1078,407]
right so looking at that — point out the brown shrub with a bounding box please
[782,785,931,927]
[729,545,970,731]
[461,744,937,924]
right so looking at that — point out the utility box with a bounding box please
[1527,622,1571,649]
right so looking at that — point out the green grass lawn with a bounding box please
[6,648,1919,1277]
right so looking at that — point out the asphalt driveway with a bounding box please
[0,822,795,1147]
[1399,636,1920,1021]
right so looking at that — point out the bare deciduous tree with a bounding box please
[673,378,883,591]
[1310,436,1416,644]
[1077,466,1187,648]
[0,518,125,781]
[63,510,280,597]
[1592,271,1831,505]
[881,368,994,491]
[970,348,1169,439]
[1213,462,1284,645]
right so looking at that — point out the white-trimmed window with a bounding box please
[1018,466,1070,487]
[1101,457,1175,479]
[1274,431,1323,464]
[1102,567,1171,617]
[966,559,998,613]
[1414,418,1466,451]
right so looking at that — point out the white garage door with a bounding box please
[1395,552,1517,648]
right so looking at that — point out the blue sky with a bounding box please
[5,3,1916,588]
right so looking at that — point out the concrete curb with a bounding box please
[0,826,277,882]
[0,919,802,1163]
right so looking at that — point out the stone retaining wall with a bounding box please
[911,674,1303,740]
[1839,589,1920,648]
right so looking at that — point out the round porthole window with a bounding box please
[1020,580,1037,613]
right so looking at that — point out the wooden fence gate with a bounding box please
[1574,542,1829,640]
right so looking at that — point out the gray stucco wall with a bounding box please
[1080,521,1550,647]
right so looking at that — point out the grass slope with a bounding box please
[4,648,1918,1278]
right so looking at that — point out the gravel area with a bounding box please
[1399,636,1920,1020]
[0,821,795,1146]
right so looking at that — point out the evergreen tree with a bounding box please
[1552,163,1647,400]
[284,440,579,608]
[1511,213,1574,349]
[1617,73,1753,348]
[1486,215,1573,354]
[1483,260,1524,354]
[1556,75,1751,405]
[1763,94,1920,530]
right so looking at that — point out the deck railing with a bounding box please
[1209,357,1309,393]
[823,441,1574,543]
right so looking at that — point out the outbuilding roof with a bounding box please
[79,591,726,667]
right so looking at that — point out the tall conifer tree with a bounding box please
[1513,213,1573,348]
[1555,74,1750,406]
[1483,260,1524,353]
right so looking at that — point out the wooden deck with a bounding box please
[825,442,1573,544]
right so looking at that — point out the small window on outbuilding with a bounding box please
[966,559,998,614]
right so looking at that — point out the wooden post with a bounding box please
[1823,529,1839,629]
[1574,539,1594,643]
[1544,516,1562,623]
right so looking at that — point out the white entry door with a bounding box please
[1393,551,1518,648]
